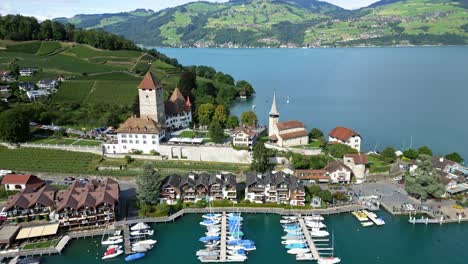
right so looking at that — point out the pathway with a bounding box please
[298,218,320,260]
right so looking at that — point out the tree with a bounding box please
[319,190,333,203]
[0,109,30,143]
[252,142,272,173]
[381,147,397,163]
[236,80,255,96]
[213,105,228,126]
[325,143,357,158]
[214,72,234,85]
[241,111,257,126]
[178,71,197,100]
[445,152,464,164]
[403,149,419,160]
[137,163,163,205]
[208,121,224,144]
[197,103,215,126]
[308,128,324,140]
[418,146,433,156]
[226,115,239,129]
[404,155,445,200]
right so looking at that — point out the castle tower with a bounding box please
[268,92,279,137]
[138,72,166,124]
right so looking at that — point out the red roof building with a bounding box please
[137,72,162,90]
[1,174,45,191]
[328,126,361,151]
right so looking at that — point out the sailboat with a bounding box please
[317,231,341,264]
[286,96,290,104]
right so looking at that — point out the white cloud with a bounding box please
[320,0,381,10]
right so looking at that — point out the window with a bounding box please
[152,141,156,144]
[129,140,133,144]
[146,95,149,98]
[129,134,133,138]
[123,145,127,149]
[143,141,147,144]
[152,135,156,139]
[142,135,146,138]
[136,140,139,144]
[134,135,138,138]
[121,140,127,143]
[121,134,127,138]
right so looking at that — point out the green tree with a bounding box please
[241,111,257,126]
[404,155,445,200]
[214,72,234,85]
[0,109,30,143]
[319,190,333,203]
[226,115,239,129]
[381,147,397,163]
[236,80,255,96]
[403,149,419,160]
[445,152,464,163]
[178,71,197,100]
[308,128,324,140]
[197,103,215,126]
[252,142,272,173]
[208,121,224,144]
[418,146,433,156]
[325,143,357,158]
[136,163,163,205]
[213,105,228,126]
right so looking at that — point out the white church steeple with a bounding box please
[268,92,280,137]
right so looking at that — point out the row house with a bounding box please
[159,173,237,205]
[4,178,119,227]
[295,160,353,184]
[245,171,305,206]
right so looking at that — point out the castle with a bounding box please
[268,92,309,147]
[104,72,192,154]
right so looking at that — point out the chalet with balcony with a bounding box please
[159,175,182,205]
[1,174,45,191]
[4,185,58,219]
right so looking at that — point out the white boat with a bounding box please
[281,240,304,245]
[304,215,324,221]
[107,245,122,250]
[196,250,220,257]
[133,239,157,246]
[318,257,341,264]
[130,229,154,236]
[282,235,302,240]
[131,222,150,231]
[132,244,152,253]
[282,216,297,220]
[296,253,315,260]
[227,255,247,261]
[280,219,296,224]
[101,236,123,245]
[287,248,310,255]
[102,249,123,259]
[361,221,374,227]
[306,222,326,229]
[310,230,329,237]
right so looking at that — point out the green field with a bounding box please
[29,137,103,146]
[22,239,59,250]
[368,154,391,173]
[36,41,63,56]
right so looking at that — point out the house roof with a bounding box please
[162,175,182,188]
[276,120,304,131]
[246,171,303,190]
[326,160,352,173]
[328,126,360,142]
[5,185,58,210]
[165,88,190,116]
[344,153,368,165]
[295,169,329,180]
[269,92,279,116]
[138,72,162,90]
[115,117,163,134]
[0,70,11,77]
[1,174,45,189]
[278,130,308,140]
[233,126,257,139]
[432,157,458,170]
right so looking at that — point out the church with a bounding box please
[268,93,309,147]
[104,72,192,154]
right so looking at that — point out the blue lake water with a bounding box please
[157,47,468,159]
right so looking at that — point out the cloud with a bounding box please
[320,0,380,10]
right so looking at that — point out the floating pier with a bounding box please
[297,218,320,260]
[361,210,384,226]
[220,212,227,262]
[123,224,132,255]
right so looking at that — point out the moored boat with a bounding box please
[125,253,145,262]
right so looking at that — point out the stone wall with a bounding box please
[158,144,252,164]
[19,143,103,155]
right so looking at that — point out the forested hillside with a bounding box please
[54,0,468,47]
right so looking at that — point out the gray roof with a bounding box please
[0,225,20,244]
[246,171,303,190]
[162,175,181,188]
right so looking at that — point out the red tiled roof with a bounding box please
[1,174,44,189]
[328,126,360,142]
[295,170,329,180]
[115,117,163,134]
[234,126,257,138]
[278,130,308,140]
[344,153,368,165]
[326,160,352,173]
[137,72,162,90]
[165,88,190,116]
[276,120,305,131]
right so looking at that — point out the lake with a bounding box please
[157,47,468,159]
[45,212,468,264]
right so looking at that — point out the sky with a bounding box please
[0,0,381,20]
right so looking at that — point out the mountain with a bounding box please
[54,0,468,47]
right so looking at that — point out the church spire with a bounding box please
[269,92,279,117]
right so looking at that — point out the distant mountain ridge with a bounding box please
[54,0,468,47]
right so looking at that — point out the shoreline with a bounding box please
[149,44,468,50]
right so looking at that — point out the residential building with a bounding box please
[343,153,369,183]
[37,79,59,91]
[268,92,308,147]
[328,126,361,151]
[26,90,49,101]
[0,92,13,103]
[3,178,119,227]
[0,70,12,81]
[1,174,45,191]
[326,161,353,183]
[18,82,35,92]
[245,171,305,206]
[431,156,463,173]
[232,126,257,149]
[0,85,11,93]
[159,173,237,204]
[19,68,34,76]
[295,169,330,184]
[164,88,192,130]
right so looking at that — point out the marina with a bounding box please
[361,210,385,226]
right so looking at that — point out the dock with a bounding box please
[361,210,384,226]
[297,218,320,260]
[123,224,131,255]
[220,212,227,262]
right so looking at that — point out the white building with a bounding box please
[328,126,361,151]
[232,126,257,149]
[37,79,59,91]
[343,153,369,183]
[268,92,309,147]
[164,88,192,130]
[1,174,44,191]
[26,90,49,101]
[19,68,34,76]
[326,160,353,184]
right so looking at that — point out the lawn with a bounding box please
[29,137,103,146]
[178,131,208,138]
[22,239,59,250]
[291,141,321,149]
[368,154,391,173]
